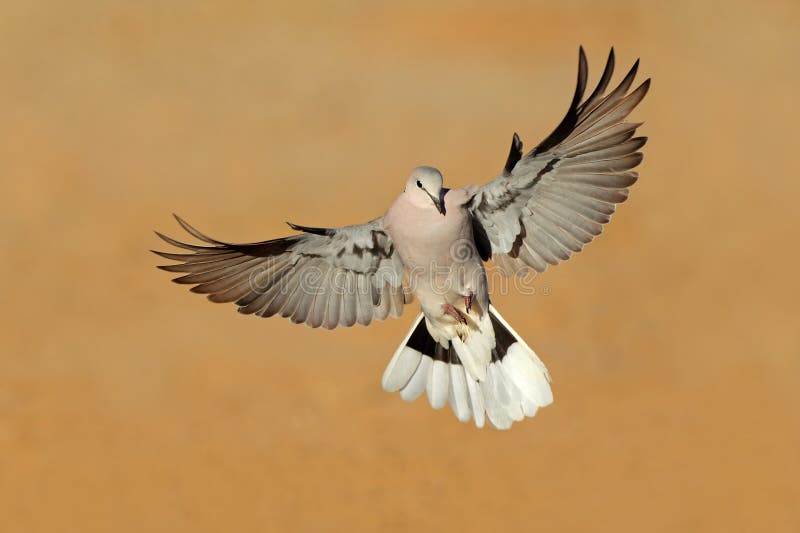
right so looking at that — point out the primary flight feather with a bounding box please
[154,48,649,429]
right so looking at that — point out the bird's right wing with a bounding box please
[153,215,411,329]
[469,48,649,274]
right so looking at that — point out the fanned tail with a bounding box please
[381,306,552,429]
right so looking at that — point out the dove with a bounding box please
[154,48,649,429]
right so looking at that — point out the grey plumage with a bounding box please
[153,48,649,430]
[154,215,409,329]
[470,46,649,273]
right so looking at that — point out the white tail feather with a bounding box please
[382,306,552,430]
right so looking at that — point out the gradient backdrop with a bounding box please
[2,1,798,532]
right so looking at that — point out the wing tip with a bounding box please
[286,221,334,236]
[574,46,589,103]
[172,213,223,245]
[628,58,641,79]
[503,131,524,175]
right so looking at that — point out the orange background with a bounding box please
[2,1,798,532]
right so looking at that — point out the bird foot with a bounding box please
[443,303,468,325]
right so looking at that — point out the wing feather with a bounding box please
[154,216,407,328]
[470,48,648,274]
[308,266,332,328]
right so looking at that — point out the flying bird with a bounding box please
[154,48,649,429]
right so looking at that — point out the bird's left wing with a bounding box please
[469,47,649,274]
[153,215,410,329]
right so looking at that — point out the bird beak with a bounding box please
[430,190,446,216]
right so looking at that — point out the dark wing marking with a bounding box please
[470,47,649,274]
[154,214,411,329]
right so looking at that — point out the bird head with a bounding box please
[405,166,446,215]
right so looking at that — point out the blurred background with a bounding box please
[1,1,798,531]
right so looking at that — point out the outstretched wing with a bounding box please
[470,47,650,274]
[153,215,410,329]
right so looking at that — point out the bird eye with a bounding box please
[416,180,422,188]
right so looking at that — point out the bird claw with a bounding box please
[443,303,467,325]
